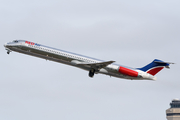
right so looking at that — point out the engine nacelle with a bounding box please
[118,66,138,77]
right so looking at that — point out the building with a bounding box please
[166,99,180,120]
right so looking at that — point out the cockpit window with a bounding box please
[13,40,18,43]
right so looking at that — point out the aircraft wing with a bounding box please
[77,61,115,70]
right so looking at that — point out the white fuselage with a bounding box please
[4,40,156,80]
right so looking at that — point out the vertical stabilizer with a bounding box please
[137,59,173,76]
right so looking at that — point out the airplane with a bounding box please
[4,40,174,80]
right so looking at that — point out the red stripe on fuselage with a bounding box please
[147,67,164,76]
[118,66,138,77]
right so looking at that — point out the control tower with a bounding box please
[166,99,180,120]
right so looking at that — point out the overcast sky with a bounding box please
[0,0,180,120]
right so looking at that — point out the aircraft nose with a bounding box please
[4,42,11,48]
[4,43,7,47]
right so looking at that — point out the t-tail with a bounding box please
[137,59,174,76]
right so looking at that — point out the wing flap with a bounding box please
[77,61,115,70]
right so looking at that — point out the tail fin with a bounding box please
[137,59,174,76]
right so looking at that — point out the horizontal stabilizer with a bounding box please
[154,60,175,64]
[154,60,175,69]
